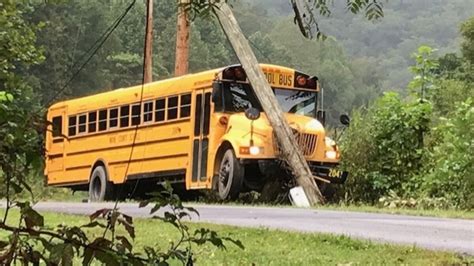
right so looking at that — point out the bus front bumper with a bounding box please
[309,163,348,184]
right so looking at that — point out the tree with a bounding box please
[460,16,474,65]
[1,2,243,264]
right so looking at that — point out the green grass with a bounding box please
[1,210,471,265]
[318,203,474,220]
[186,200,474,220]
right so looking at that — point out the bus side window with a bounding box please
[155,98,165,122]
[143,101,153,123]
[120,105,130,128]
[168,96,178,120]
[98,109,107,131]
[78,114,87,134]
[180,94,191,118]
[88,111,97,133]
[109,108,118,129]
[131,104,141,126]
[68,116,76,137]
[52,116,62,137]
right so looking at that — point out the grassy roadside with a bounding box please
[0,210,471,265]
[40,188,474,219]
[186,200,474,220]
[36,185,473,220]
[317,204,474,219]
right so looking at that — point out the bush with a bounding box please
[422,98,474,209]
[338,92,432,203]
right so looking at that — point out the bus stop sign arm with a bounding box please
[214,3,325,205]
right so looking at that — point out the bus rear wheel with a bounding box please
[89,166,114,202]
[217,149,244,200]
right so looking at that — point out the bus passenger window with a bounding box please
[155,98,165,122]
[78,114,87,134]
[52,116,62,137]
[88,111,97,133]
[180,94,191,118]
[131,104,141,126]
[167,96,178,120]
[98,110,107,131]
[109,108,118,128]
[120,105,130,128]
[143,101,153,123]
[68,116,77,136]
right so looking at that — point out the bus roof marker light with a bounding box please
[223,68,235,80]
[296,75,307,87]
[307,77,316,89]
[234,67,247,81]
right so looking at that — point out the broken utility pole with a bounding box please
[143,0,153,83]
[214,3,325,205]
[174,0,190,76]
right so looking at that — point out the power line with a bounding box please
[45,0,137,106]
[124,0,154,201]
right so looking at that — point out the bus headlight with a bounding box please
[325,150,337,159]
[249,146,260,155]
[239,146,263,155]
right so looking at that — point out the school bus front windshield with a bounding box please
[222,82,317,118]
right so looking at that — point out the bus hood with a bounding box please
[227,112,325,135]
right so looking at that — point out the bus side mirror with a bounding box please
[317,110,326,126]
[340,114,350,126]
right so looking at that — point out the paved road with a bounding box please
[10,202,474,255]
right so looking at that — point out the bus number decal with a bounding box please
[328,169,342,178]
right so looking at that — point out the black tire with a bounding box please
[89,166,114,202]
[217,149,244,200]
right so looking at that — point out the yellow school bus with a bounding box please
[45,64,348,201]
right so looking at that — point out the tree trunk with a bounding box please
[143,0,153,83]
[174,1,190,76]
[214,3,324,205]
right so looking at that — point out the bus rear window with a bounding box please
[52,116,62,137]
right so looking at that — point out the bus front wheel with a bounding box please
[89,166,114,202]
[217,149,244,200]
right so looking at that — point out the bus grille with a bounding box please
[273,131,317,157]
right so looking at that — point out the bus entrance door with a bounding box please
[190,90,212,189]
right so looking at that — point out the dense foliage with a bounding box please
[0,1,244,264]
[339,20,474,209]
[340,92,432,203]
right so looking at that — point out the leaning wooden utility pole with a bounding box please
[214,3,325,205]
[143,0,154,83]
[174,0,190,76]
